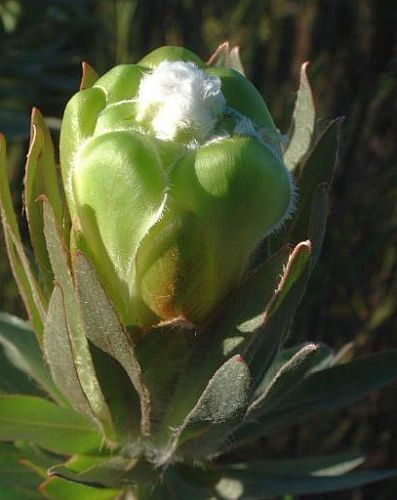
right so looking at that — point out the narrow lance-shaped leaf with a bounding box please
[307,182,329,270]
[73,251,151,436]
[216,456,396,497]
[50,456,156,488]
[242,241,312,388]
[0,312,67,406]
[137,324,195,435]
[40,476,120,500]
[0,134,46,337]
[289,117,342,244]
[24,108,64,296]
[0,485,42,500]
[151,467,216,500]
[0,442,53,490]
[44,284,104,428]
[222,452,365,477]
[234,348,397,445]
[0,343,42,396]
[159,355,251,464]
[284,61,316,171]
[42,199,117,444]
[247,343,323,419]
[0,395,103,455]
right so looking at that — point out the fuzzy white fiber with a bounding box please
[135,61,226,142]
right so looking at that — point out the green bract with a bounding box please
[61,46,293,326]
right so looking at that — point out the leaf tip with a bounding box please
[37,193,49,204]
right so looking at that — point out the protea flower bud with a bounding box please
[60,46,294,327]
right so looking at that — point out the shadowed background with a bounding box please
[1,1,397,498]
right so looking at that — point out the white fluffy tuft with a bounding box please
[135,61,225,142]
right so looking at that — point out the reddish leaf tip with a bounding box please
[37,193,49,203]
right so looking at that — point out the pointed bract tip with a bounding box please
[80,61,99,91]
[206,41,230,65]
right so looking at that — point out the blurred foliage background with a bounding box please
[1,0,397,498]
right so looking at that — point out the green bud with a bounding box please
[60,46,294,327]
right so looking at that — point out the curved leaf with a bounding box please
[43,200,117,444]
[0,395,103,455]
[0,134,46,337]
[284,62,315,171]
[24,108,64,296]
[234,349,397,445]
[160,355,250,463]
[73,252,150,436]
[0,312,66,405]
[216,469,396,498]
[40,476,120,500]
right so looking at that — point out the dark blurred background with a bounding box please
[1,1,397,498]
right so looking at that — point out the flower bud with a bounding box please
[60,46,294,327]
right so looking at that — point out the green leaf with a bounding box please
[137,325,195,435]
[43,199,117,444]
[161,355,251,463]
[0,485,42,499]
[44,284,118,447]
[242,241,312,388]
[50,456,156,488]
[284,62,315,171]
[155,246,290,444]
[89,345,142,441]
[41,476,120,500]
[24,108,64,296]
[289,118,342,244]
[0,134,46,337]
[247,343,324,418]
[213,245,291,351]
[152,468,216,500]
[73,252,150,436]
[257,342,333,390]
[216,468,397,498]
[307,182,329,270]
[0,312,67,405]
[0,442,48,489]
[223,452,365,477]
[0,395,103,455]
[43,285,101,424]
[234,349,397,444]
[0,343,42,396]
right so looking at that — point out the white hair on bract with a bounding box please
[135,61,226,142]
